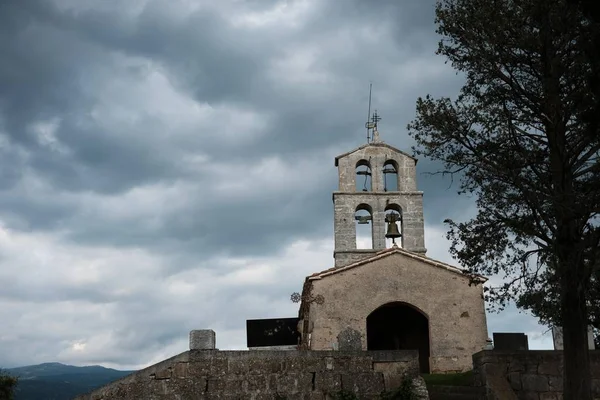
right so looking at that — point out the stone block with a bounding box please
[189,358,228,376]
[227,358,251,375]
[207,378,226,392]
[540,393,560,400]
[547,375,563,391]
[172,362,189,379]
[223,377,245,393]
[266,373,278,392]
[282,356,325,373]
[315,371,341,392]
[282,394,315,400]
[246,374,268,392]
[146,380,170,396]
[373,360,418,390]
[538,361,560,375]
[251,394,276,400]
[296,356,325,372]
[188,349,228,362]
[508,359,525,372]
[190,329,216,350]
[275,373,313,393]
[507,372,521,390]
[341,373,385,394]
[203,394,246,400]
[334,355,373,372]
[206,377,245,393]
[324,356,334,371]
[337,328,362,351]
[231,356,285,375]
[283,356,308,372]
[164,377,207,397]
[152,368,171,380]
[521,373,549,392]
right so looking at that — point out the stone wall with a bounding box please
[473,350,600,399]
[75,350,421,400]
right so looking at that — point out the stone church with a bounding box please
[74,119,493,400]
[297,124,489,374]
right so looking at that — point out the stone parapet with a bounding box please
[473,350,600,399]
[74,350,421,400]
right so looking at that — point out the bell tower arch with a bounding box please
[332,123,426,267]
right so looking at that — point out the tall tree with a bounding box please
[407,0,600,399]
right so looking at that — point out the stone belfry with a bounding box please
[333,112,427,267]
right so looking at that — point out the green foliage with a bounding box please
[407,0,599,397]
[380,377,418,400]
[0,370,18,400]
[421,371,473,387]
[408,0,600,316]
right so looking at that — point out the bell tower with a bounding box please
[332,112,426,267]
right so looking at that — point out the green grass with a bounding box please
[421,370,473,387]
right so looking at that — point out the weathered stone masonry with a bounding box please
[74,349,422,400]
[473,350,600,399]
[299,249,488,373]
[333,142,426,267]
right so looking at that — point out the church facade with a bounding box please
[298,130,489,374]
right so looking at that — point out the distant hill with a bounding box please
[4,362,134,400]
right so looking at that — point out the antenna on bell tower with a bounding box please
[365,83,373,143]
[364,83,381,143]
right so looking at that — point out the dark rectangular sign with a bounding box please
[493,332,529,351]
[246,317,300,348]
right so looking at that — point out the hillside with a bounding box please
[4,362,133,400]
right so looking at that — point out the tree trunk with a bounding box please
[561,265,592,400]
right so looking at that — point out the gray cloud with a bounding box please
[0,0,550,369]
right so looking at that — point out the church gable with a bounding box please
[334,142,417,167]
[308,246,486,283]
[300,248,489,373]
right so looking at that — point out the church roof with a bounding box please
[307,246,487,282]
[334,142,417,166]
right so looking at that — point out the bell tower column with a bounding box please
[372,209,387,249]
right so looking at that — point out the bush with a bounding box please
[380,377,418,400]
[0,370,18,400]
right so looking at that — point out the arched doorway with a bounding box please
[366,302,430,373]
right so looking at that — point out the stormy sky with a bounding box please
[0,0,554,370]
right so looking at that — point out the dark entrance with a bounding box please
[366,302,430,373]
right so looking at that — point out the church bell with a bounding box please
[385,212,402,242]
[385,221,402,240]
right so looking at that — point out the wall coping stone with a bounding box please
[190,329,216,350]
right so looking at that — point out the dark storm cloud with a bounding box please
[0,0,546,370]
[0,0,446,263]
[0,0,455,200]
[0,1,99,145]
